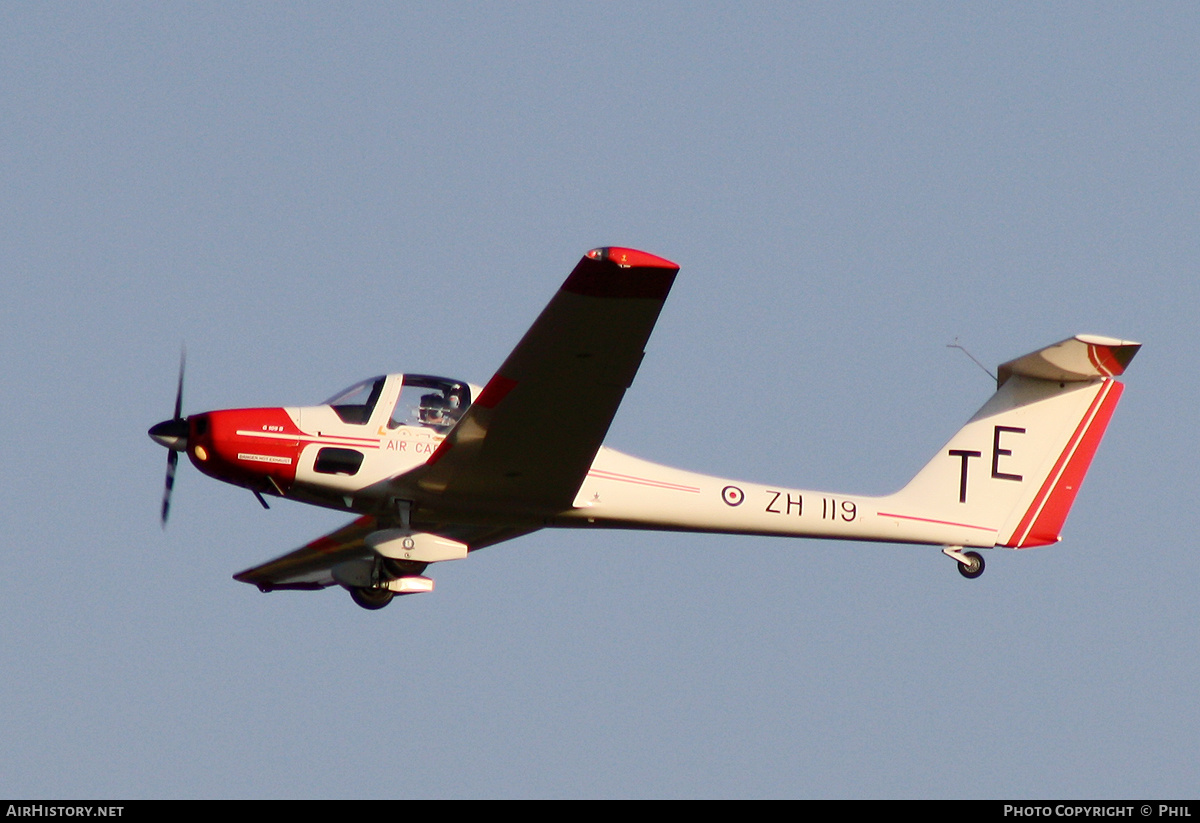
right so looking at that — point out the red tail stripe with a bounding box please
[1006,379,1122,548]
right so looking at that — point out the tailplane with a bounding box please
[883,335,1139,549]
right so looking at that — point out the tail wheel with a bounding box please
[349,586,395,610]
[957,551,985,579]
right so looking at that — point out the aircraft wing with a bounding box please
[401,247,680,516]
[232,515,540,590]
[234,247,678,591]
[232,515,378,590]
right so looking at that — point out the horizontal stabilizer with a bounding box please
[997,334,1140,388]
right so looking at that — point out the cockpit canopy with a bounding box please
[323,374,472,433]
[323,376,386,424]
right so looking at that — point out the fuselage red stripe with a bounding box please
[236,430,382,449]
[586,469,701,494]
[875,512,995,532]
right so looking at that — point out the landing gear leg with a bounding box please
[942,546,985,579]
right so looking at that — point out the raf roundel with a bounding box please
[722,485,745,507]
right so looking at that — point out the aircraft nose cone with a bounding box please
[149,418,188,451]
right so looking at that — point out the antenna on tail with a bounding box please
[947,338,996,383]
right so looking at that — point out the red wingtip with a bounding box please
[585,247,678,269]
[566,247,679,300]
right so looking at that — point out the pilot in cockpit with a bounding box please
[419,394,450,430]
[445,387,465,421]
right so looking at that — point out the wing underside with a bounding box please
[233,515,542,590]
[232,515,378,590]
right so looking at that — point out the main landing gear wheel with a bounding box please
[957,551,985,579]
[349,586,395,610]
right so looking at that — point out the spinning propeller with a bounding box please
[148,349,188,527]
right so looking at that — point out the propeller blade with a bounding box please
[160,345,186,528]
[173,347,186,421]
[162,449,178,528]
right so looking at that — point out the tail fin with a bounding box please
[883,335,1139,548]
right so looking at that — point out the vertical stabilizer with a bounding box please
[882,335,1139,548]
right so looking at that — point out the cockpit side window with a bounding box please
[323,376,385,425]
[387,375,470,433]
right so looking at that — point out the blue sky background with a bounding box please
[1,3,1196,798]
